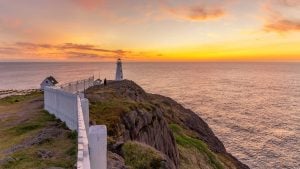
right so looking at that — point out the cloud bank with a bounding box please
[167,6,226,21]
[264,19,300,32]
[0,42,131,61]
[263,0,300,33]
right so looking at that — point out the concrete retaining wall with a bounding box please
[44,86,107,169]
[77,96,91,169]
[44,86,78,130]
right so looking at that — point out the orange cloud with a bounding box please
[0,42,132,61]
[276,0,300,6]
[72,0,229,23]
[66,51,113,60]
[264,19,300,32]
[60,43,130,55]
[0,47,19,55]
[262,0,300,33]
[16,42,54,49]
[159,0,237,22]
[168,6,226,21]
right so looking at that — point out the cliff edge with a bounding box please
[86,80,249,169]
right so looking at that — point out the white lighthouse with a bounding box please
[115,58,123,81]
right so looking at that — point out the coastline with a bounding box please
[0,89,38,99]
[0,80,250,169]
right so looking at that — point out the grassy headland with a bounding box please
[86,80,249,169]
[0,92,76,169]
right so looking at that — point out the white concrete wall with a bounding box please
[44,86,78,130]
[89,125,107,169]
[44,86,107,169]
[77,96,91,169]
[81,98,90,134]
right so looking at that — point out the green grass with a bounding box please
[1,111,77,169]
[67,131,78,140]
[0,91,41,105]
[7,110,56,136]
[122,141,164,169]
[2,146,75,169]
[89,98,144,138]
[169,124,224,169]
[0,92,77,169]
[89,96,158,141]
[65,145,77,157]
[8,123,41,135]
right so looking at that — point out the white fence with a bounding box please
[44,85,107,169]
[60,76,94,93]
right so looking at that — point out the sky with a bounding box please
[0,0,300,62]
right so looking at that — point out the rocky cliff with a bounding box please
[86,80,249,169]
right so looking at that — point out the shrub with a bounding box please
[122,141,164,169]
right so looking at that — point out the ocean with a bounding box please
[0,62,299,169]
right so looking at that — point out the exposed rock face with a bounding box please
[151,94,249,169]
[152,94,226,153]
[121,108,179,168]
[86,80,249,169]
[87,80,179,168]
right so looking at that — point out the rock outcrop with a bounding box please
[86,80,249,169]
[121,108,178,168]
[151,94,249,169]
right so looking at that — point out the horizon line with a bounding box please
[1,61,300,63]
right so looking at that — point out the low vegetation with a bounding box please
[0,91,41,105]
[89,98,134,139]
[87,81,246,169]
[89,97,154,140]
[122,141,164,169]
[0,92,76,169]
[169,124,225,169]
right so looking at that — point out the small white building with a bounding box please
[115,58,123,81]
[40,76,58,90]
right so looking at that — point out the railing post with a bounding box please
[76,81,78,93]
[89,125,107,169]
[84,80,86,93]
[68,83,71,92]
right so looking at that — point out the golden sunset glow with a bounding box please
[0,0,300,61]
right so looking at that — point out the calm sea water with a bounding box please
[0,62,299,169]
